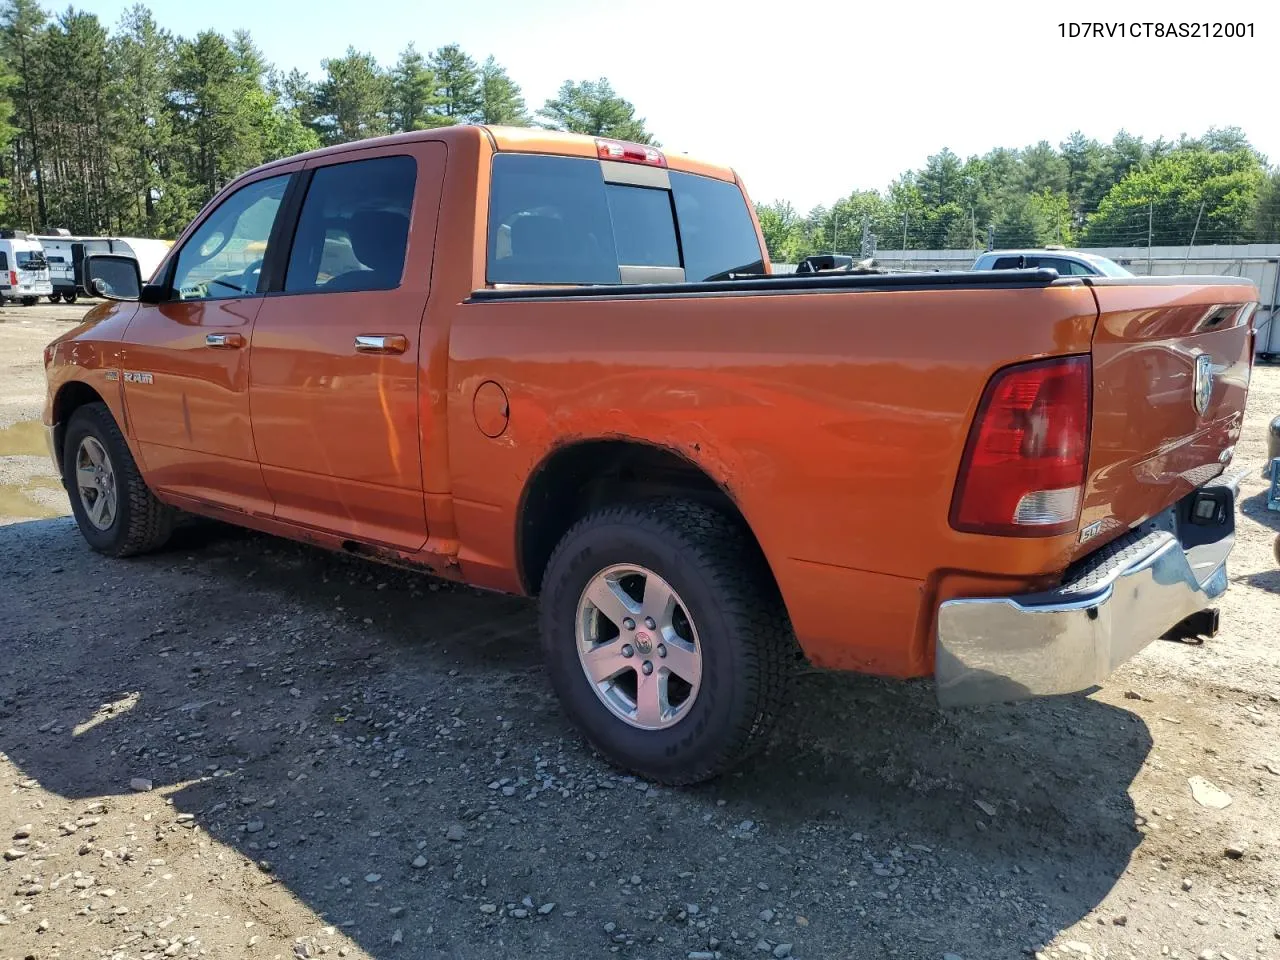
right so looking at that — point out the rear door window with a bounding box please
[990,256,1023,269]
[285,154,417,294]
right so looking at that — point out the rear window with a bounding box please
[16,250,46,268]
[486,154,762,286]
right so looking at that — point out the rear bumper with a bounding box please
[935,474,1242,707]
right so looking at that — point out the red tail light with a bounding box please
[595,138,666,168]
[950,355,1092,537]
[8,270,16,286]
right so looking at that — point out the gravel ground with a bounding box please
[2,303,1279,960]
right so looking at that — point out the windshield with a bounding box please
[15,250,47,268]
[1080,253,1133,277]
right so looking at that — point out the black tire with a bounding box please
[62,402,175,557]
[21,296,37,306]
[47,293,62,303]
[539,498,794,785]
[64,290,77,304]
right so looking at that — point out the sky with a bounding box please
[74,0,1279,212]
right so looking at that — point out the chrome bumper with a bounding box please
[935,476,1241,707]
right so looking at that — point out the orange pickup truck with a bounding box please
[44,126,1259,784]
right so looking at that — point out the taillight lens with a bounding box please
[950,355,1092,537]
[8,270,16,286]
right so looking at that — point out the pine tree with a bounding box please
[477,56,527,126]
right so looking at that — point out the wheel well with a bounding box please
[518,439,765,595]
[51,381,106,475]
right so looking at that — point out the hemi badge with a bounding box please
[123,371,154,384]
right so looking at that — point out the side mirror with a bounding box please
[85,254,142,302]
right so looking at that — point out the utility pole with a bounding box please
[1152,200,1162,276]
[902,212,908,253]
[832,215,838,256]
[1183,197,1206,269]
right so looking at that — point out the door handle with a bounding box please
[355,334,408,355]
[205,333,244,348]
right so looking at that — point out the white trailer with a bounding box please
[31,232,173,302]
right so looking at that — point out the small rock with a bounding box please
[974,799,997,817]
[629,874,642,886]
[479,903,497,914]
[365,874,382,883]
[1188,776,1232,809]
[512,908,529,919]
[165,942,182,957]
[603,922,617,933]
[245,820,265,834]
[1198,951,1216,960]
[13,825,32,840]
[689,953,717,960]
[538,903,556,915]
[411,856,428,869]
[773,944,793,959]
[1224,842,1247,859]
[37,918,50,933]
[391,929,403,946]
[3,848,27,861]
[129,777,153,792]
[1063,943,1092,956]
[1113,915,1128,927]
[1182,878,1194,891]
[759,909,775,923]
[757,942,773,954]
[445,824,466,842]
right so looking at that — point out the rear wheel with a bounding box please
[63,402,175,557]
[64,290,77,304]
[539,499,794,785]
[20,296,37,306]
[47,293,62,303]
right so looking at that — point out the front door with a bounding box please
[249,143,446,550]
[122,169,296,515]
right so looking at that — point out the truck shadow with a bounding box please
[0,517,1149,959]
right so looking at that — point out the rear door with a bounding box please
[248,142,446,550]
[1078,278,1257,554]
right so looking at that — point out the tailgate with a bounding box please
[1077,277,1257,559]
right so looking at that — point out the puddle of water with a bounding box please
[0,481,65,519]
[0,420,48,457]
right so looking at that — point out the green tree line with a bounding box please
[758,127,1280,262]
[0,0,654,236]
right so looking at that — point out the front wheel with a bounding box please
[20,296,37,306]
[64,290,77,304]
[539,499,794,785]
[47,293,62,303]
[63,402,175,557]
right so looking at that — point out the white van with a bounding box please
[0,230,54,304]
[31,232,174,303]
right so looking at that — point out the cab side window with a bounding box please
[170,175,289,301]
[0,252,7,271]
[284,155,417,294]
